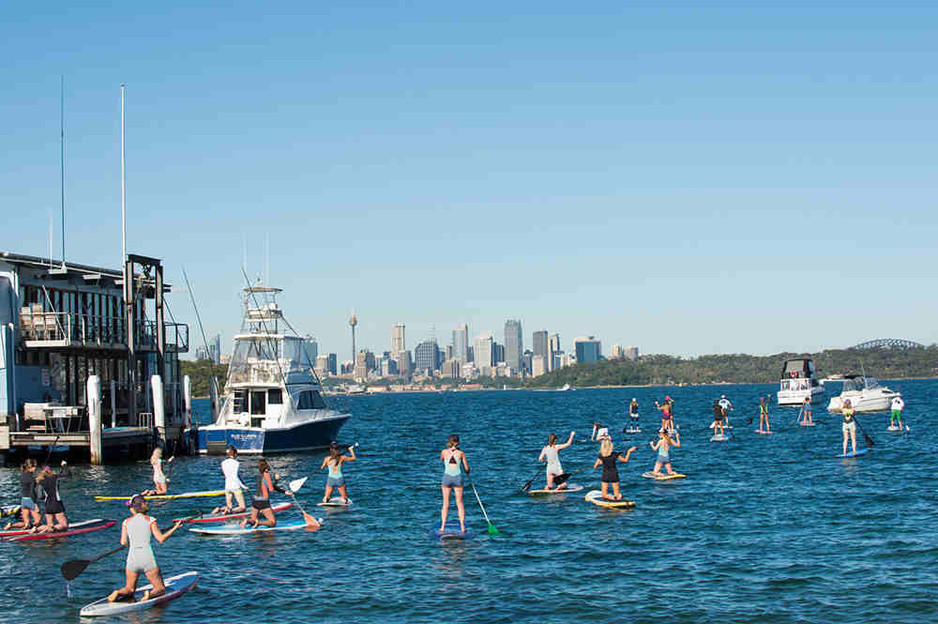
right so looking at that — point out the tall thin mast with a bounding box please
[121,83,127,265]
[60,75,65,265]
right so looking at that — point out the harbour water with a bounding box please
[0,380,935,623]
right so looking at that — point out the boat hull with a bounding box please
[827,391,897,413]
[777,385,826,407]
[196,415,350,455]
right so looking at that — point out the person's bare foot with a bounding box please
[106,590,120,603]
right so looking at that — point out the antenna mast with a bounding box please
[121,84,127,265]
[60,75,65,265]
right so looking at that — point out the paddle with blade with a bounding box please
[520,468,541,493]
[469,480,500,536]
[552,469,583,488]
[60,511,202,581]
[853,416,875,448]
[286,477,320,530]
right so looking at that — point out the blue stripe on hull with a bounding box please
[197,417,349,454]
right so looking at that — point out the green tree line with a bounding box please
[180,359,228,397]
[526,346,938,388]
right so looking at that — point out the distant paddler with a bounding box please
[655,397,676,433]
[841,399,858,455]
[211,446,247,515]
[799,397,814,426]
[4,459,40,531]
[711,400,725,437]
[439,434,470,535]
[240,458,292,529]
[627,398,640,432]
[650,428,681,477]
[107,495,184,604]
[758,396,771,433]
[538,431,575,491]
[890,395,905,430]
[321,442,356,504]
[592,439,637,501]
[718,395,733,428]
[141,448,169,497]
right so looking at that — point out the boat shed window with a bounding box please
[268,389,283,405]
[295,390,327,410]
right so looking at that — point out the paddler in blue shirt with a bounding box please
[439,434,470,534]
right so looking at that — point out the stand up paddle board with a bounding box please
[642,472,686,481]
[95,490,226,502]
[584,490,635,508]
[710,434,730,442]
[174,502,292,524]
[836,448,871,459]
[754,430,774,435]
[79,571,199,617]
[625,427,642,434]
[317,498,353,507]
[887,425,909,432]
[189,518,317,535]
[799,422,816,427]
[1,519,115,542]
[429,523,475,540]
[528,484,584,496]
[1,505,21,518]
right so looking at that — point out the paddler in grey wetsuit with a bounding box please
[107,495,184,603]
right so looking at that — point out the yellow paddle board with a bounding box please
[94,490,227,502]
[585,490,636,508]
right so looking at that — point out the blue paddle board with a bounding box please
[430,523,475,540]
[836,448,871,459]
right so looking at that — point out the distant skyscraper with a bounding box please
[610,344,623,360]
[473,333,494,373]
[349,314,358,363]
[414,339,440,375]
[625,346,639,360]
[574,336,602,364]
[493,342,505,365]
[209,333,222,364]
[504,319,522,373]
[548,333,561,372]
[327,353,337,376]
[452,324,469,363]
[533,330,548,366]
[397,350,413,377]
[315,354,330,377]
[391,323,406,359]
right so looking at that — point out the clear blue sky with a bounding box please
[2,2,936,361]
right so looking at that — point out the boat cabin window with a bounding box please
[268,389,283,405]
[295,390,327,410]
[233,390,248,413]
[250,391,266,415]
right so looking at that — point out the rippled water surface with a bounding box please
[1,380,936,623]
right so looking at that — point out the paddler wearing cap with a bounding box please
[107,495,184,604]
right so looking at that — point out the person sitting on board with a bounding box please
[842,399,858,456]
[141,448,168,497]
[240,458,292,529]
[439,434,470,535]
[31,462,69,533]
[711,400,725,437]
[4,459,41,531]
[655,397,675,433]
[107,494,184,604]
[592,439,637,501]
[758,396,771,433]
[538,431,575,491]
[800,397,813,425]
[718,394,733,427]
[890,395,905,430]
[650,428,681,476]
[211,446,247,515]
[321,442,356,504]
[628,398,640,431]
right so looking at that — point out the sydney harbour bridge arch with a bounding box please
[853,338,925,349]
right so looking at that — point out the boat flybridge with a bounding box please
[827,374,899,413]
[777,358,825,406]
[196,284,350,455]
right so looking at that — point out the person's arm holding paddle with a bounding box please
[343,446,356,464]
[616,446,638,463]
[149,518,184,544]
[556,431,575,451]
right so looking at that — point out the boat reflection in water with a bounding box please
[195,283,350,455]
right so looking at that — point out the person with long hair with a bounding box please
[142,448,168,496]
[538,431,575,490]
[240,458,291,529]
[33,462,69,533]
[439,434,470,534]
[592,439,637,501]
[650,429,681,477]
[320,442,356,503]
[211,446,246,515]
[4,459,40,530]
[106,494,184,604]
[842,399,858,456]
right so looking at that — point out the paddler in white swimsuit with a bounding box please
[538,431,575,490]
[107,495,184,603]
[439,434,470,534]
[142,448,168,496]
[211,446,246,515]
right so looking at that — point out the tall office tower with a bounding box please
[610,344,623,359]
[349,314,358,363]
[548,333,561,371]
[391,323,406,359]
[574,336,602,364]
[398,350,413,377]
[327,353,338,375]
[445,344,454,361]
[209,333,222,364]
[315,354,330,377]
[532,355,547,377]
[452,324,469,363]
[493,342,505,365]
[625,346,639,360]
[504,319,523,373]
[354,349,374,381]
[414,339,440,375]
[472,332,494,373]
[533,330,548,367]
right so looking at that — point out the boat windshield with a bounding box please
[228,337,282,385]
[843,377,877,393]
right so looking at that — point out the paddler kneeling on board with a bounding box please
[538,431,575,491]
[107,494,184,603]
[440,434,470,534]
[211,445,247,515]
[592,440,637,501]
[241,458,292,529]
[32,462,69,533]
[4,459,40,531]
[650,429,681,477]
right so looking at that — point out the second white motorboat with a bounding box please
[826,374,899,413]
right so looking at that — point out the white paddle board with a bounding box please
[528,484,584,496]
[754,430,774,435]
[317,498,353,507]
[79,571,198,617]
[710,434,730,442]
[189,519,316,535]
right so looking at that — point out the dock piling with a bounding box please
[151,375,165,445]
[87,375,102,465]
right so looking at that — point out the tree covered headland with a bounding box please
[526,346,938,388]
[180,359,228,397]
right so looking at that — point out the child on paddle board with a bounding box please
[107,494,184,604]
[655,397,675,433]
[650,429,681,476]
[592,439,637,501]
[241,458,292,529]
[711,400,725,436]
[758,396,771,433]
[212,446,246,515]
[32,462,69,533]
[439,434,470,534]
[142,448,168,496]
[321,442,356,503]
[538,431,575,490]
[842,399,858,455]
[890,395,905,430]
[4,459,40,531]
[800,397,814,425]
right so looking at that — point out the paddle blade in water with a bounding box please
[487,523,501,536]
[61,559,90,582]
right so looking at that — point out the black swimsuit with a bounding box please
[38,474,65,515]
[599,453,620,483]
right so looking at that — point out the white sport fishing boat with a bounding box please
[195,284,350,454]
[826,374,898,413]
[777,358,825,406]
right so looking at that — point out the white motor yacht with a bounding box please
[827,375,898,413]
[777,358,825,406]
